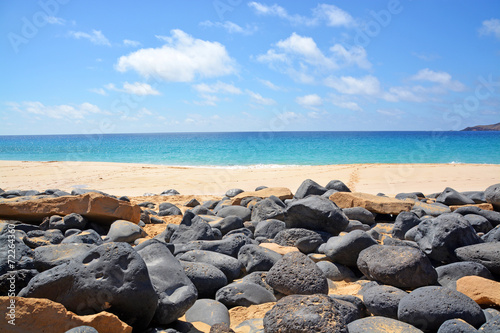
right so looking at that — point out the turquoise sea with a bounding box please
[0,131,499,166]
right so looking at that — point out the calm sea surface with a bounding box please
[0,131,499,166]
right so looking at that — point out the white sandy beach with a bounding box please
[0,160,498,197]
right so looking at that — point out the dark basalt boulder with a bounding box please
[19,242,158,330]
[237,244,282,273]
[357,245,438,289]
[180,261,227,299]
[263,294,348,333]
[436,187,475,206]
[398,286,486,332]
[285,196,349,235]
[485,183,500,211]
[436,261,493,289]
[266,251,328,295]
[413,213,482,263]
[455,243,500,275]
[323,230,377,267]
[295,179,328,199]
[343,207,375,225]
[215,281,276,308]
[178,250,242,281]
[326,180,351,192]
[362,285,407,319]
[135,239,197,325]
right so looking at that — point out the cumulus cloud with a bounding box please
[330,44,371,69]
[479,18,500,39]
[295,94,323,110]
[275,33,337,69]
[116,29,237,82]
[200,20,257,35]
[68,30,111,46]
[313,4,356,27]
[410,68,465,92]
[257,33,370,83]
[8,101,106,119]
[104,82,160,96]
[248,2,355,27]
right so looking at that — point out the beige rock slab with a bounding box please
[230,187,294,205]
[259,243,299,255]
[330,192,414,215]
[456,276,500,307]
[0,193,141,224]
[0,296,132,333]
[450,203,494,211]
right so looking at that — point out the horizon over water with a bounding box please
[0,131,499,166]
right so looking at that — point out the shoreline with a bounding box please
[1,160,499,197]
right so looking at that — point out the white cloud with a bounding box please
[46,16,65,25]
[68,30,111,46]
[410,68,465,92]
[383,86,424,102]
[192,81,241,106]
[104,82,160,96]
[325,75,381,95]
[200,20,257,35]
[123,39,141,47]
[8,101,105,119]
[256,49,290,64]
[89,88,107,96]
[257,33,370,83]
[295,94,323,110]
[122,82,160,95]
[276,33,337,69]
[193,95,219,106]
[248,2,354,28]
[246,90,276,105]
[330,44,371,69]
[329,95,363,111]
[259,79,285,91]
[193,81,242,95]
[116,29,237,82]
[313,4,355,27]
[479,18,500,39]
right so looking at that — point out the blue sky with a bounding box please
[1,0,499,135]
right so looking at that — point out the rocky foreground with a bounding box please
[0,181,500,333]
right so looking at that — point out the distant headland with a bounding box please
[461,122,500,131]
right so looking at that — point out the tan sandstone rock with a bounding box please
[259,243,299,255]
[456,276,500,307]
[0,296,132,333]
[450,203,494,211]
[0,193,141,224]
[230,187,293,205]
[330,192,413,215]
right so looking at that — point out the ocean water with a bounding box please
[0,131,499,166]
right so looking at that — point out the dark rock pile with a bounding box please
[0,181,499,332]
